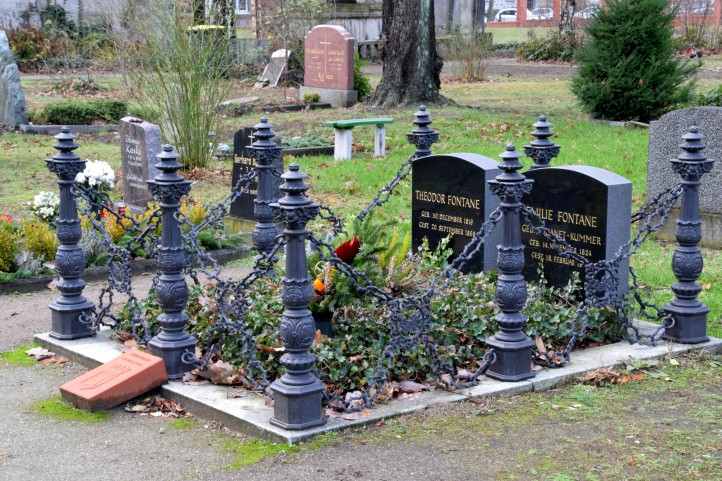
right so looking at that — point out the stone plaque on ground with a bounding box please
[522,166,632,294]
[0,30,27,129]
[412,153,502,271]
[120,116,162,212]
[648,107,722,248]
[229,145,284,221]
[300,25,357,108]
[60,350,167,411]
[256,49,291,88]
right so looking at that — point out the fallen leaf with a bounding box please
[39,355,69,366]
[398,380,430,394]
[26,347,54,361]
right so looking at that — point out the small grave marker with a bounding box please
[60,350,168,411]
[256,49,291,88]
[522,166,632,294]
[120,116,162,212]
[412,153,502,271]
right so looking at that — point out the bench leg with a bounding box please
[335,129,353,161]
[374,126,386,158]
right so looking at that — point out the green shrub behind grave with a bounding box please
[572,0,698,121]
[31,99,128,125]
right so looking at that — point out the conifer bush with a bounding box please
[571,0,698,121]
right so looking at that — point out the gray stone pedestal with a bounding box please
[300,86,357,108]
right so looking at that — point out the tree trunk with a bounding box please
[370,0,444,108]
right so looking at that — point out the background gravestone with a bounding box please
[300,25,357,108]
[255,49,291,88]
[522,166,632,295]
[648,107,722,248]
[230,128,283,221]
[120,116,162,212]
[0,30,27,129]
[412,153,502,271]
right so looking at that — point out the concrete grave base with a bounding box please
[300,86,357,108]
[36,327,722,444]
[656,208,722,249]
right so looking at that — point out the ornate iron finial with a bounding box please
[664,126,714,344]
[147,144,195,380]
[250,117,282,254]
[269,163,325,430]
[46,127,95,340]
[485,143,535,382]
[524,115,560,169]
[407,105,439,159]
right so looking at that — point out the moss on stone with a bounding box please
[31,396,109,423]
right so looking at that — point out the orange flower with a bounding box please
[313,278,326,296]
[0,213,12,224]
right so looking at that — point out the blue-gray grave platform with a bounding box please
[35,327,722,444]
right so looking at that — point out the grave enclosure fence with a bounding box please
[45,107,715,430]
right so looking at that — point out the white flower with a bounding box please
[76,160,115,190]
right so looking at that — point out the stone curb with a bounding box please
[35,328,722,445]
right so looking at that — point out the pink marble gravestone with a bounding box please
[301,25,357,107]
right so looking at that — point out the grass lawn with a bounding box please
[2,73,720,337]
[487,26,553,44]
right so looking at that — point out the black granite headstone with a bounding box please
[233,127,255,157]
[229,147,284,221]
[522,166,632,294]
[411,153,502,271]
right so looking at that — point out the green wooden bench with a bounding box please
[325,117,394,160]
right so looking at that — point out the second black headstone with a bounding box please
[411,153,502,271]
[522,165,632,295]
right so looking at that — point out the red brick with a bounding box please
[60,350,168,411]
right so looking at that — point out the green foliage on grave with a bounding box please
[572,0,698,121]
[31,99,127,125]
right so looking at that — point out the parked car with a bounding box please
[574,5,600,19]
[495,8,518,22]
[529,7,553,20]
[494,8,539,22]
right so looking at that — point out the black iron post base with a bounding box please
[149,333,197,380]
[270,377,326,430]
[663,302,710,344]
[485,336,535,382]
[49,298,95,340]
[252,222,279,254]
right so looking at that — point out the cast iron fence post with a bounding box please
[250,117,281,254]
[407,105,440,159]
[46,127,94,339]
[147,145,196,380]
[664,126,714,344]
[269,164,326,430]
[524,115,560,169]
[486,144,535,381]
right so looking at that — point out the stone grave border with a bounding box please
[36,326,722,444]
[19,124,119,135]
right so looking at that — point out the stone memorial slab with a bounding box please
[522,166,632,294]
[300,25,357,108]
[412,153,502,271]
[648,107,722,248]
[256,49,291,88]
[0,30,27,129]
[120,116,162,212]
[60,350,167,411]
